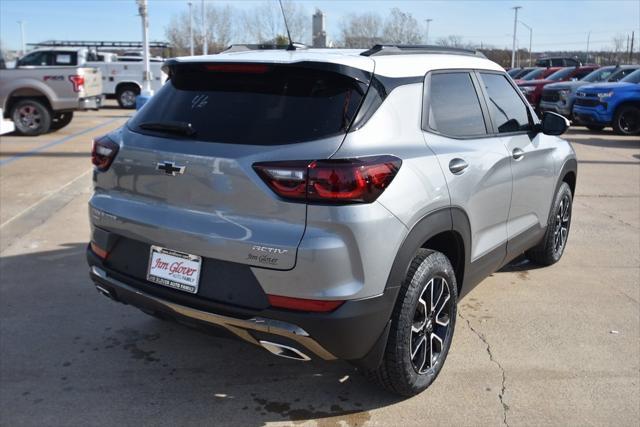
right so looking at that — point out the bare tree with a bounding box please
[339,12,383,48]
[165,2,234,55]
[435,35,465,48]
[242,1,309,44]
[382,8,421,44]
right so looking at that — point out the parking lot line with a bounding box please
[0,117,125,167]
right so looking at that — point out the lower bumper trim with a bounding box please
[90,266,336,360]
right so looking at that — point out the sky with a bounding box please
[1,0,639,53]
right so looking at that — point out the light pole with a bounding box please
[511,6,521,68]
[201,0,207,55]
[188,2,194,56]
[586,31,591,63]
[519,20,532,66]
[136,0,153,98]
[425,19,433,45]
[17,21,26,56]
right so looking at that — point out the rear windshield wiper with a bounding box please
[138,121,196,136]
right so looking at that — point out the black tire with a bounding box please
[365,249,457,396]
[10,99,52,136]
[526,182,573,266]
[586,125,605,132]
[50,111,74,131]
[116,85,140,109]
[612,105,640,136]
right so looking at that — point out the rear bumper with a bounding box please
[87,247,398,365]
[78,95,103,110]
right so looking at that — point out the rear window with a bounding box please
[129,63,366,145]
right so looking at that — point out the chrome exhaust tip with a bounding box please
[259,340,311,361]
[95,285,115,300]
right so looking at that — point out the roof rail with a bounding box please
[361,44,486,58]
[224,43,308,53]
[28,40,170,49]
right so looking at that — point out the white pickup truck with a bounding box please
[13,47,167,109]
[21,47,167,108]
[0,52,103,135]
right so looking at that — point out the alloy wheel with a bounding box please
[553,194,571,255]
[120,90,137,108]
[618,109,640,134]
[18,104,41,130]
[410,276,452,374]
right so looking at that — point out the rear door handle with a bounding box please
[512,148,525,160]
[449,158,468,175]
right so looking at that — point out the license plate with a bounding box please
[147,246,202,294]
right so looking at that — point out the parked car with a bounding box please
[17,47,167,108]
[518,66,599,110]
[573,69,640,135]
[0,51,103,135]
[510,67,537,79]
[515,66,562,83]
[86,45,576,396]
[540,65,640,119]
[536,57,581,67]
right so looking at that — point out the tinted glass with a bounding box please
[621,69,640,83]
[521,68,545,80]
[129,64,365,145]
[547,67,574,81]
[611,68,639,82]
[582,67,614,82]
[480,73,531,133]
[427,72,486,137]
[52,52,77,65]
[507,68,521,77]
[18,51,50,66]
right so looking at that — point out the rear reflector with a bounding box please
[90,242,109,259]
[267,295,344,313]
[253,155,401,204]
[91,135,119,171]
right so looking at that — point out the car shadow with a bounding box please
[0,243,403,425]
[497,255,545,273]
[568,128,640,149]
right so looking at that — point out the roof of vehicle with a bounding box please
[170,46,503,78]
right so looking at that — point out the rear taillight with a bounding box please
[69,75,85,92]
[253,155,401,204]
[267,294,344,312]
[91,135,119,171]
[90,242,109,260]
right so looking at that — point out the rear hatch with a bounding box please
[78,66,102,97]
[91,60,372,270]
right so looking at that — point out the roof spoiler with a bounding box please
[361,44,486,58]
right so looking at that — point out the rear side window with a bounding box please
[480,73,531,133]
[52,52,77,65]
[129,63,366,145]
[610,68,638,82]
[426,72,487,137]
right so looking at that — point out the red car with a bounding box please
[517,66,599,109]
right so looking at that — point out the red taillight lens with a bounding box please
[267,294,344,312]
[69,75,85,92]
[91,135,119,171]
[253,156,401,204]
[90,242,109,260]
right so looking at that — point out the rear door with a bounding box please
[422,70,512,266]
[476,71,557,256]
[90,61,371,270]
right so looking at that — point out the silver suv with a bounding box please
[87,45,577,396]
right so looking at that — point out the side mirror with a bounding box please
[540,111,570,136]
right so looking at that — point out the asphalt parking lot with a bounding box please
[1,102,638,426]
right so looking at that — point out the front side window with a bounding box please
[582,68,614,82]
[480,73,531,134]
[426,72,487,137]
[610,68,639,82]
[521,68,545,80]
[547,67,574,81]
